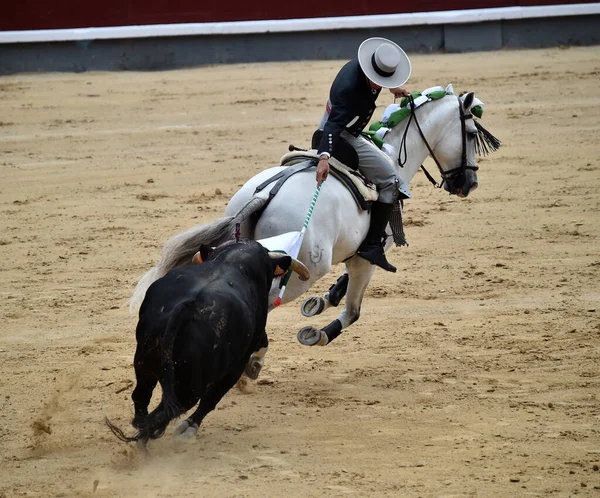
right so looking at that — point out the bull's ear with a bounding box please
[271,255,292,277]
[199,245,215,261]
[193,244,214,264]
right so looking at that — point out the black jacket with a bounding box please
[317,58,381,157]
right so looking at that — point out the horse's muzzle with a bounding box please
[445,167,478,197]
[457,181,478,198]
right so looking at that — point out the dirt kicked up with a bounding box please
[1,46,599,497]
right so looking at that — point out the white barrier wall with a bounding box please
[1,4,599,74]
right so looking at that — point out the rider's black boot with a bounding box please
[357,201,397,273]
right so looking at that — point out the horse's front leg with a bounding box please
[299,226,394,318]
[297,256,376,346]
[300,272,349,317]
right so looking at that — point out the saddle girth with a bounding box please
[253,161,315,200]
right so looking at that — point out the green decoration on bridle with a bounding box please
[362,86,492,154]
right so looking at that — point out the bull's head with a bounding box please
[192,244,310,281]
[268,252,310,281]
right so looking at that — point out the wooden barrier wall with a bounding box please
[5,0,597,31]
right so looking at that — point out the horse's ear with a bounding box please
[462,92,475,111]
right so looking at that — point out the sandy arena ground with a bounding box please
[1,46,599,497]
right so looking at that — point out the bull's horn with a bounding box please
[268,252,310,281]
[290,258,310,281]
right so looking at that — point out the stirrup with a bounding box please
[357,245,397,273]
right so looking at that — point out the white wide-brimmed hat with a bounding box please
[358,37,411,89]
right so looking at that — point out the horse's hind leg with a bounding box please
[300,272,349,317]
[298,257,375,346]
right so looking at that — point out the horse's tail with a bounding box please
[129,193,269,313]
[105,302,193,444]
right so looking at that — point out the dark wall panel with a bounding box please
[6,1,594,31]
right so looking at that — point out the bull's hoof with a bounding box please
[244,356,264,380]
[178,426,199,440]
[297,326,329,346]
[131,414,146,429]
[136,439,149,454]
[173,420,199,440]
[301,296,326,317]
[236,375,251,393]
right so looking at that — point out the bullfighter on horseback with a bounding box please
[315,37,412,273]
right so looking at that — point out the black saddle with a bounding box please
[311,130,359,170]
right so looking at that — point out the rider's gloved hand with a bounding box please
[390,86,410,98]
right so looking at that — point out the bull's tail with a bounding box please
[159,301,192,423]
[105,302,193,445]
[105,404,172,444]
[129,193,269,313]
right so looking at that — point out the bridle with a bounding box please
[398,95,479,190]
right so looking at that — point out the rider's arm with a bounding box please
[317,90,356,159]
[316,93,355,185]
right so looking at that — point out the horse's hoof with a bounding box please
[301,296,326,317]
[244,356,264,380]
[297,326,328,346]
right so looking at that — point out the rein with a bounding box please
[398,95,478,190]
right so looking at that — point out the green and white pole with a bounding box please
[273,184,322,308]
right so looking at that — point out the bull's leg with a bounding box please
[244,331,269,380]
[131,349,159,429]
[300,272,349,318]
[245,250,333,380]
[173,365,246,440]
[297,256,376,346]
[245,346,268,380]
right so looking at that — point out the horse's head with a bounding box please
[432,92,482,198]
[381,85,500,198]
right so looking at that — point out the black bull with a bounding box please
[106,240,309,446]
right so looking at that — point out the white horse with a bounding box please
[130,85,499,375]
